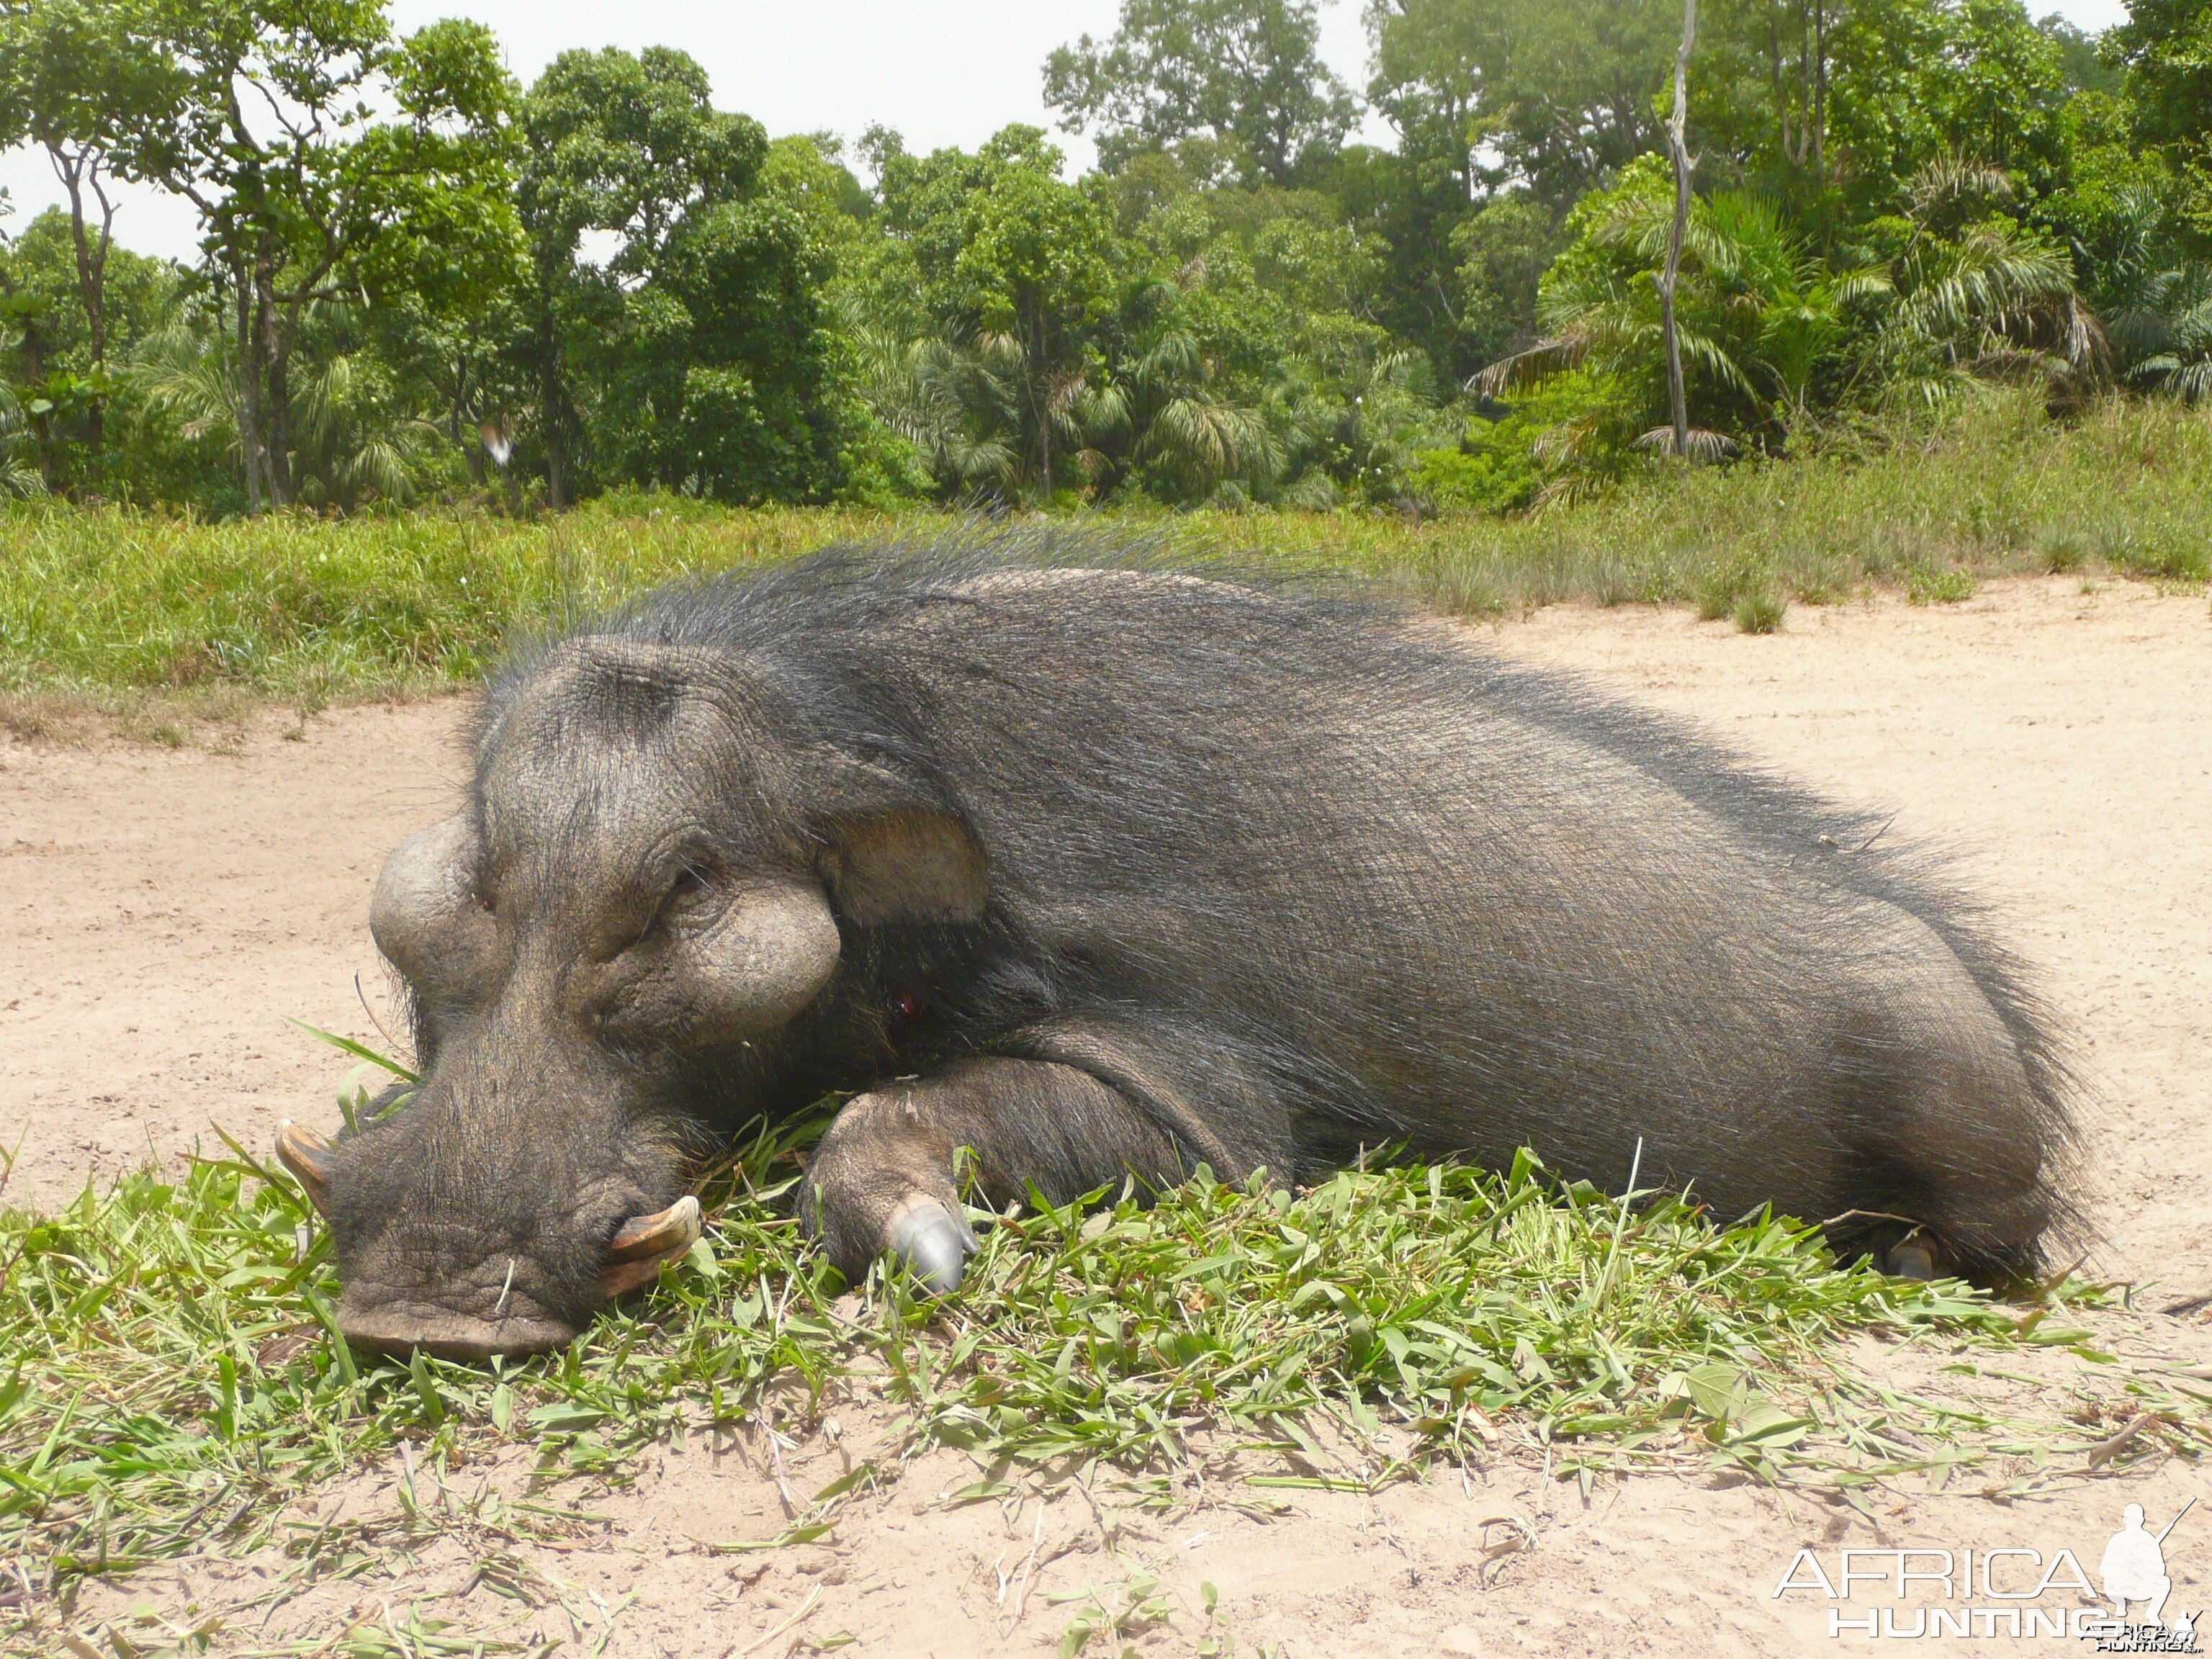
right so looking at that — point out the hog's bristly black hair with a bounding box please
[330,531,2080,1357]
[507,532,2079,1267]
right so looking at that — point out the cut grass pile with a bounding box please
[7,1100,2208,1616]
[1,395,2207,706]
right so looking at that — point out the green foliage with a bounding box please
[1044,0,1357,186]
[518,45,765,285]
[510,46,863,507]
[2105,0,2212,157]
[1367,0,1678,212]
[1453,194,1563,367]
[114,0,522,511]
[855,127,1119,500]
[1411,375,1617,513]
[0,0,2208,518]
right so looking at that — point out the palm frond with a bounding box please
[1475,334,1590,397]
[1632,424,1739,460]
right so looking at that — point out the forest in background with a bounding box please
[0,0,2208,519]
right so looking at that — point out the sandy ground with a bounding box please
[5,574,2210,1656]
[0,698,470,1210]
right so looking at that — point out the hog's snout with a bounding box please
[328,1217,587,1359]
[327,1196,701,1360]
[338,1300,577,1363]
[282,1123,703,1362]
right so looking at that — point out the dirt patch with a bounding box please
[6,576,2211,1655]
[0,696,469,1212]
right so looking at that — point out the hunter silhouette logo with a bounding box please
[2091,1498,2198,1650]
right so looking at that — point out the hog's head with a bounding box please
[279,635,986,1360]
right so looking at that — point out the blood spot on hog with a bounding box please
[295,541,2080,1359]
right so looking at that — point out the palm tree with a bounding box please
[0,382,46,497]
[130,318,239,460]
[2079,185,2212,402]
[1475,187,1829,471]
[132,315,449,508]
[1264,329,1437,503]
[1477,159,2099,505]
[1848,217,2098,414]
[287,354,446,509]
[2124,269,2212,402]
[851,326,1022,502]
[1076,326,1275,502]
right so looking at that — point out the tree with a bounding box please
[1481,161,1812,462]
[863,127,1118,498]
[1045,0,1357,186]
[0,0,178,485]
[1480,151,2093,497]
[1452,193,1560,364]
[0,205,181,491]
[516,45,765,504]
[1691,0,1840,206]
[1845,193,2095,411]
[1366,0,1680,210]
[1074,277,1275,500]
[514,48,858,505]
[1804,0,2068,211]
[2106,0,2212,155]
[126,0,519,511]
[1689,0,2072,233]
[1660,0,1697,455]
[132,300,457,509]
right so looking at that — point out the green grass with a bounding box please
[7,1104,2208,1618]
[1,395,2207,704]
[1732,591,1788,633]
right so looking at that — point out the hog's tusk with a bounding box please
[601,1254,675,1298]
[606,1195,701,1263]
[601,1192,703,1299]
[276,1121,335,1215]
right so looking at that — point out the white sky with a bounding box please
[0,0,2132,264]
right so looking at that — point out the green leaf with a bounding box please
[286,1019,421,1082]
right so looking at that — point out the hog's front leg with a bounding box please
[798,1056,1190,1292]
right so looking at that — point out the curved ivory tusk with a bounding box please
[605,1195,701,1264]
[276,1120,335,1215]
[601,1254,675,1298]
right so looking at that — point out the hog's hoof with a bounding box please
[889,1195,979,1295]
[1884,1240,1939,1280]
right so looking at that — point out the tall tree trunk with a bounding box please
[233,260,266,515]
[55,150,114,492]
[255,253,294,508]
[1810,0,1827,179]
[1660,0,1698,459]
[531,261,574,511]
[1796,0,1812,166]
[1029,291,1052,498]
[540,336,570,511]
[1771,6,1790,164]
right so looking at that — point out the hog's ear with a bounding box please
[372,813,497,995]
[819,809,989,925]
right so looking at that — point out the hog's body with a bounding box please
[306,544,2076,1357]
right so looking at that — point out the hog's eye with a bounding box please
[652,867,711,930]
